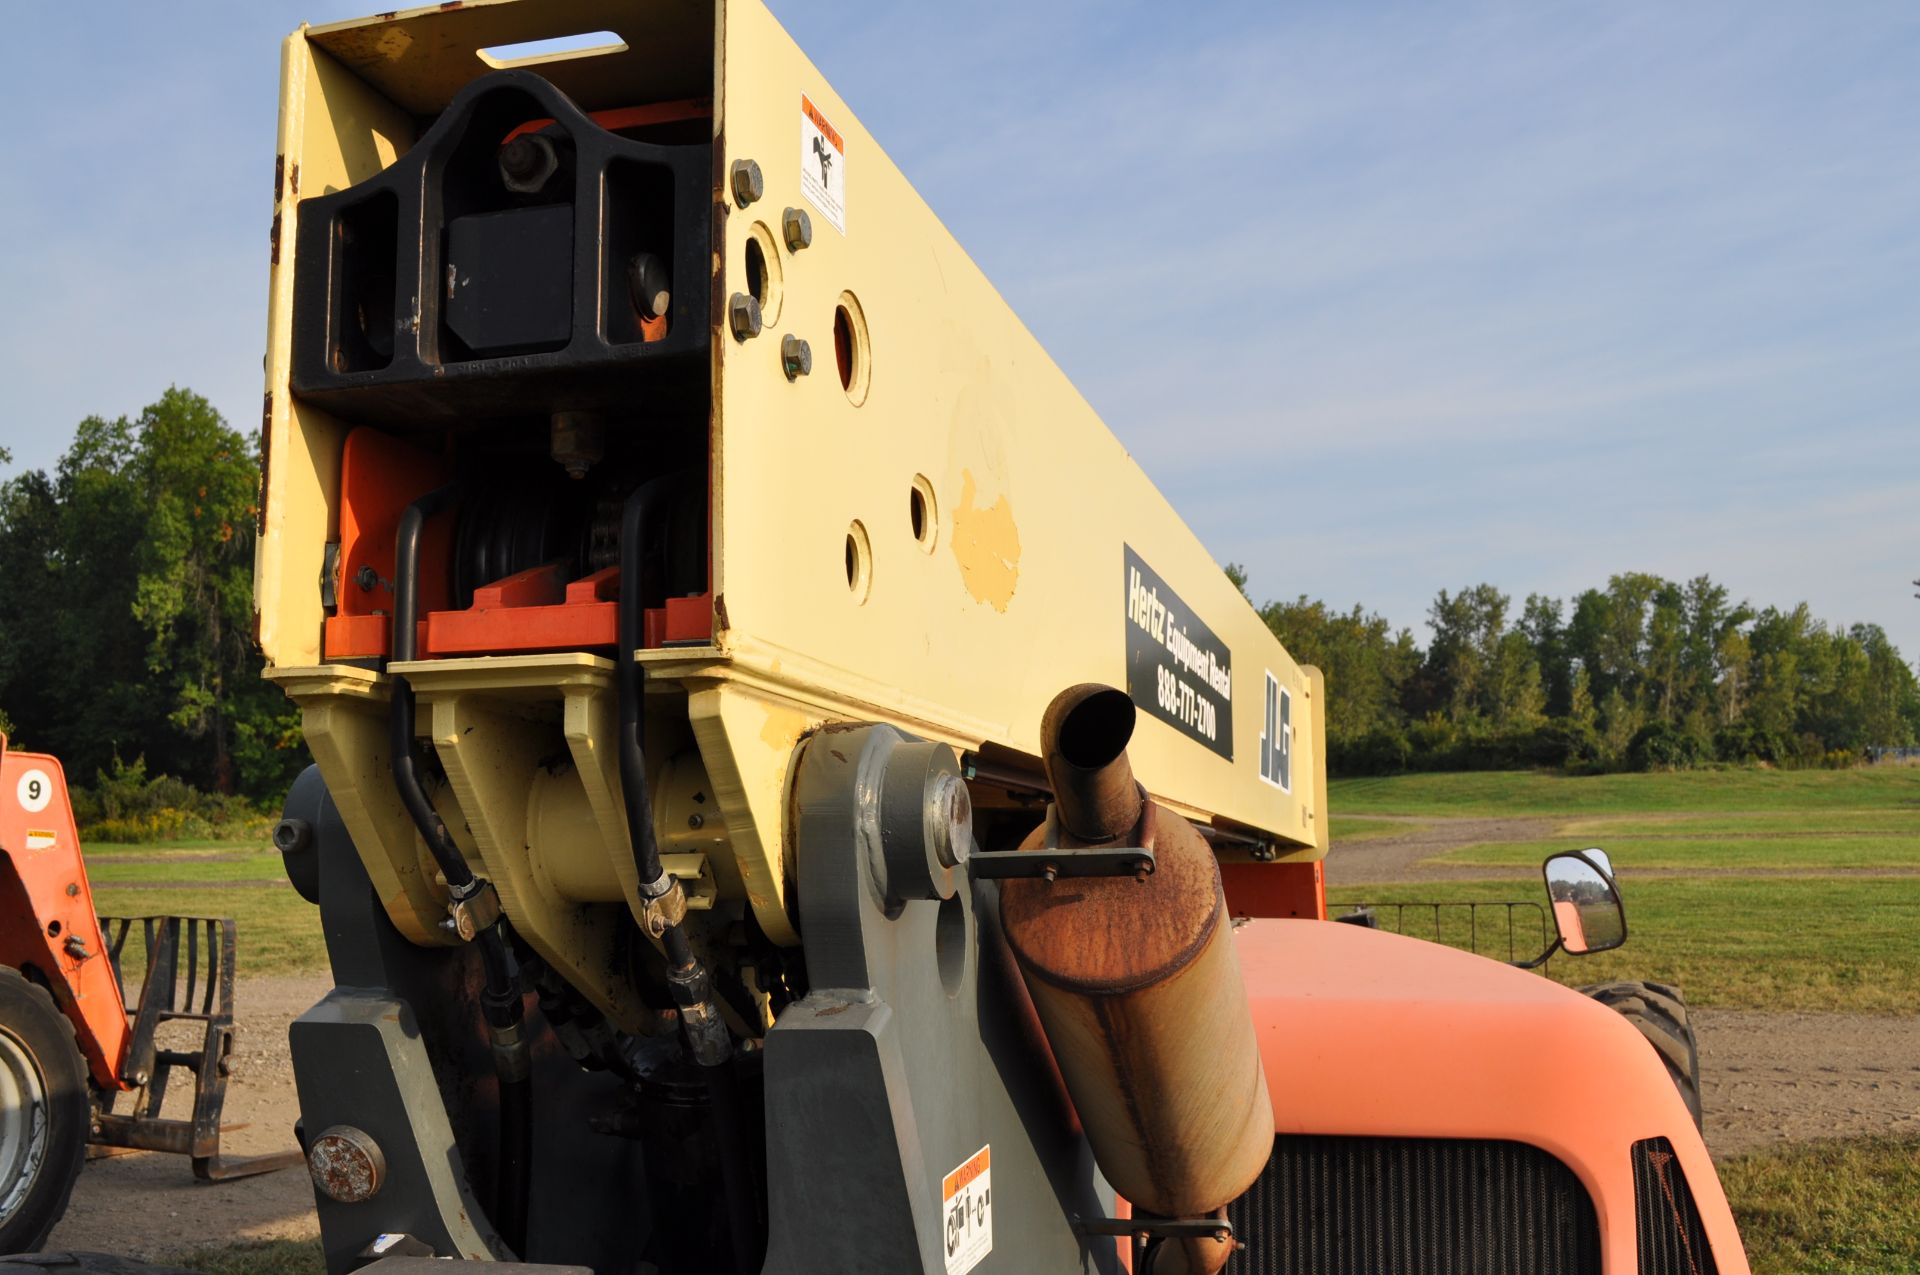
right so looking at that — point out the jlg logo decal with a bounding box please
[1259,673,1291,793]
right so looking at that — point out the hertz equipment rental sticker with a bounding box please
[942,1144,992,1275]
[1124,545,1234,760]
[800,94,846,233]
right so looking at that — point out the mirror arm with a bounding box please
[1510,936,1563,971]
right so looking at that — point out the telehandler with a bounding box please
[0,736,298,1253]
[6,1,1751,1270]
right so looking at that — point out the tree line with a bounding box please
[4,391,1914,805]
[1231,567,1920,774]
[0,390,304,805]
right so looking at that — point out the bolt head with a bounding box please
[273,818,312,855]
[498,134,560,194]
[309,1125,387,1204]
[729,292,763,340]
[782,206,813,251]
[730,158,765,206]
[781,334,813,380]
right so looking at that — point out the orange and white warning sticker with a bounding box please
[941,1144,991,1275]
[24,829,56,852]
[800,94,845,234]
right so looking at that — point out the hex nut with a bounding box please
[272,818,312,855]
[782,206,813,251]
[309,1125,387,1204]
[730,158,765,207]
[782,334,813,380]
[729,292,764,341]
[498,134,559,194]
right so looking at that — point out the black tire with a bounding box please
[0,1256,197,1273]
[1580,979,1702,1131]
[0,968,90,1255]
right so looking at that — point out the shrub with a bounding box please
[1627,720,1709,772]
[1334,725,1412,776]
[73,755,270,844]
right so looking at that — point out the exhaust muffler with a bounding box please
[1000,685,1272,1274]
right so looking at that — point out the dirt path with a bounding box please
[1698,1010,1920,1158]
[40,969,1920,1254]
[46,975,329,1259]
[1326,816,1560,885]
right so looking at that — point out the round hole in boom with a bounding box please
[744,223,783,324]
[834,292,870,405]
[845,520,872,602]
[909,475,937,552]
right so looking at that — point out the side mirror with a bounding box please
[1544,848,1626,956]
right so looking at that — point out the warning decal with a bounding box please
[1125,546,1234,760]
[942,1144,992,1275]
[24,830,56,853]
[800,94,846,234]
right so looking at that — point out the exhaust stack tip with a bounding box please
[1041,684,1142,844]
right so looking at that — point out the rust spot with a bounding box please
[272,154,285,205]
[269,212,282,265]
[257,393,273,535]
[712,591,729,635]
[308,1128,383,1203]
[289,163,299,197]
[950,469,1021,612]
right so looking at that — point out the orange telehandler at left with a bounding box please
[0,734,296,1251]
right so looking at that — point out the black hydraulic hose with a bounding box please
[615,475,675,902]
[617,478,760,1269]
[388,484,532,1256]
[390,486,473,892]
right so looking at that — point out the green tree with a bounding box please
[0,391,304,798]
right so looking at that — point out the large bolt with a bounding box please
[308,1125,388,1204]
[730,158,765,207]
[729,292,763,341]
[782,335,812,381]
[272,818,312,856]
[498,134,559,194]
[782,206,813,251]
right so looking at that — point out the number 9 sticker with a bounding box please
[16,769,52,814]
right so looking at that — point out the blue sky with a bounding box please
[2,2,1915,657]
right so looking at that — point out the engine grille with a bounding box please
[1632,1137,1720,1275]
[1225,1135,1601,1275]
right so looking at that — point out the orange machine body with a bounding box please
[320,425,713,662]
[0,735,131,1091]
[1238,918,1749,1273]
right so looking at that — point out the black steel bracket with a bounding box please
[91,915,303,1181]
[967,848,1155,881]
[1074,1215,1236,1263]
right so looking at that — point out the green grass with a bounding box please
[1723,1138,1920,1274]
[169,1239,325,1275]
[1331,767,1920,817]
[1328,877,1920,1012]
[77,830,327,975]
[1447,833,1920,871]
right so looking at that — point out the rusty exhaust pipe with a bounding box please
[1042,683,1144,843]
[1002,686,1272,1274]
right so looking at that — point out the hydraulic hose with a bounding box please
[388,484,532,1255]
[617,477,760,1270]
